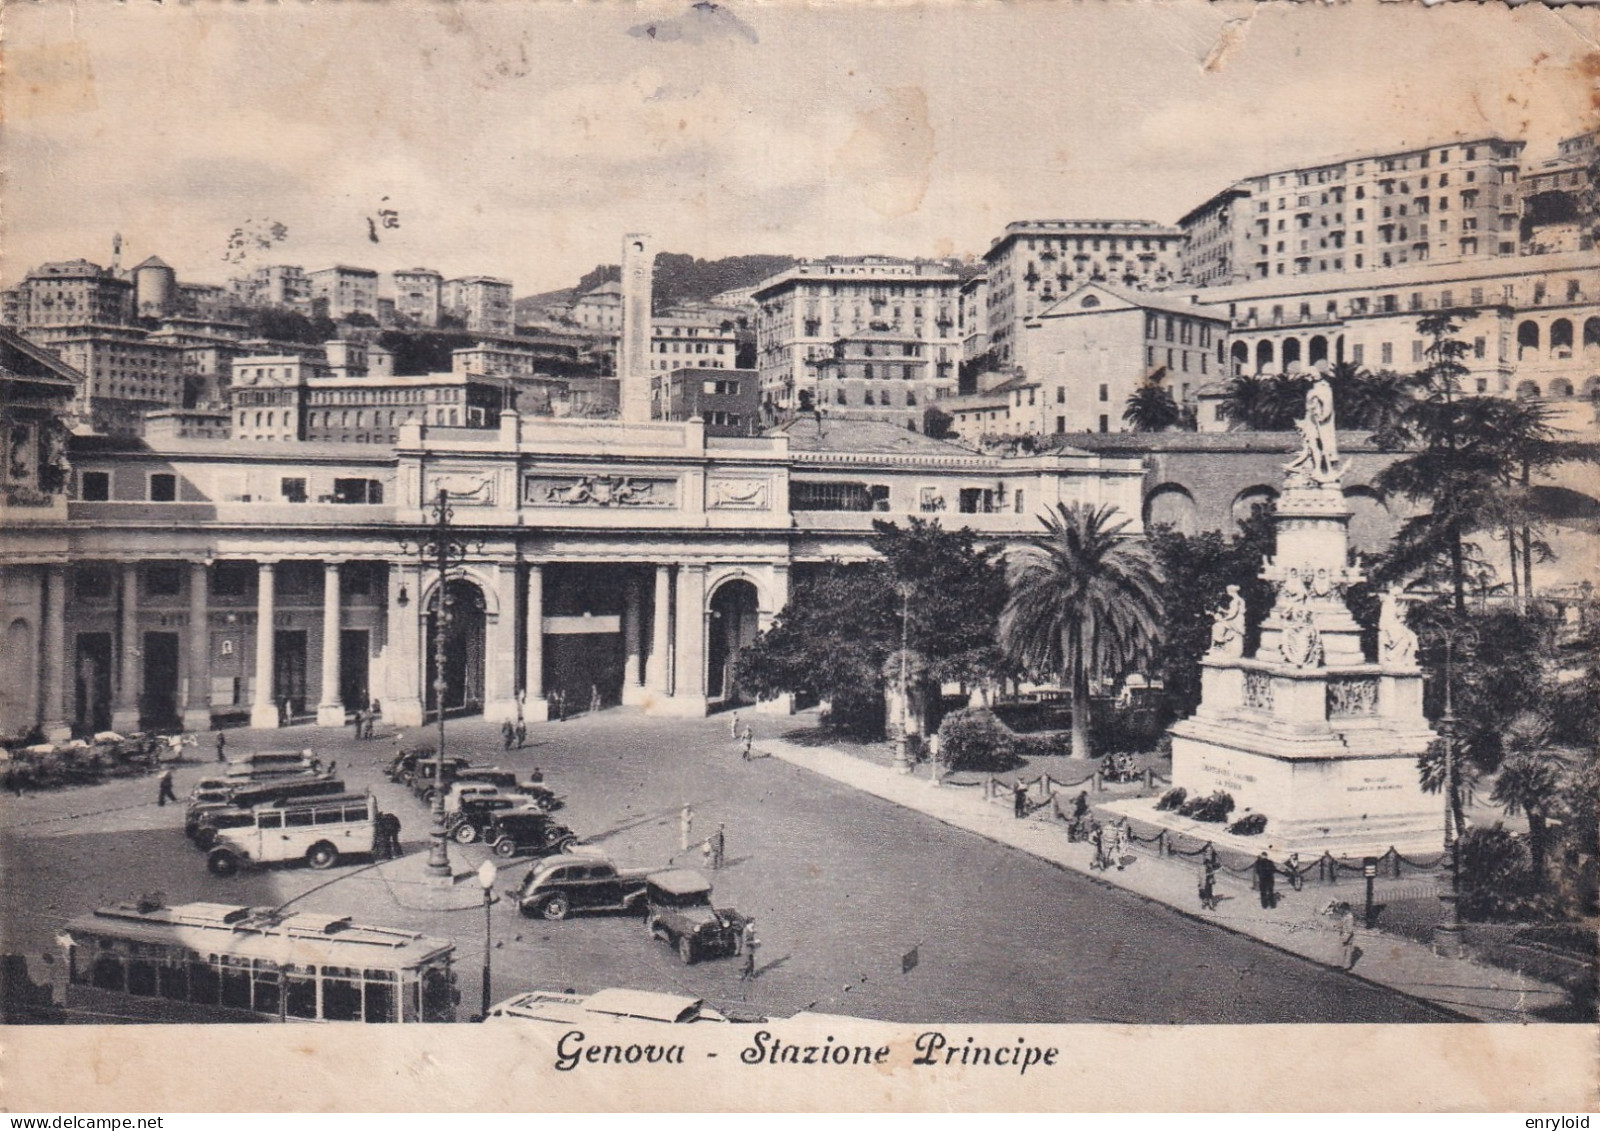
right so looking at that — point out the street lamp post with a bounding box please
[477,859,498,1019]
[1431,619,1476,959]
[398,488,480,880]
[892,582,913,775]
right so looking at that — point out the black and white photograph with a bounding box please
[1,0,1596,1113]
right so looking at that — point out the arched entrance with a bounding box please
[707,579,761,704]
[424,577,486,718]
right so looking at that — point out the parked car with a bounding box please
[477,810,580,859]
[509,850,653,919]
[408,756,476,799]
[643,869,746,965]
[448,799,577,856]
[382,747,440,785]
[434,768,561,810]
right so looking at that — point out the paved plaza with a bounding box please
[0,708,1498,1025]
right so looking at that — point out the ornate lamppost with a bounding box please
[398,488,480,880]
[1429,616,1478,959]
[892,581,914,775]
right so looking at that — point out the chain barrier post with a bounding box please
[1093,771,1103,793]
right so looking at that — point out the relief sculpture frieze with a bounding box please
[525,473,676,508]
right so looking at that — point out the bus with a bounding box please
[186,775,345,842]
[58,900,458,1023]
[205,792,386,875]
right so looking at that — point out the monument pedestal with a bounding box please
[1158,464,1443,856]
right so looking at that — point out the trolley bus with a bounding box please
[58,900,458,1023]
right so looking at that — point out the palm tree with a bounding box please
[1000,503,1164,758]
[1218,372,1273,431]
[1123,381,1182,432]
[1263,371,1312,430]
[1327,362,1418,431]
[1490,714,1565,888]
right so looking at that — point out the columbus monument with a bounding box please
[1145,370,1441,854]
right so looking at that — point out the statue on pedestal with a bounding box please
[1208,585,1245,658]
[1378,584,1419,667]
[1284,372,1342,486]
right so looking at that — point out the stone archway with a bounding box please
[1231,341,1250,375]
[1231,485,1278,531]
[424,577,486,718]
[1143,483,1199,535]
[707,578,761,704]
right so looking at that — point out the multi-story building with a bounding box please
[651,367,760,436]
[228,355,326,442]
[958,273,989,370]
[145,324,252,408]
[232,265,312,312]
[810,330,956,429]
[1522,131,1597,256]
[752,256,962,421]
[982,221,1185,368]
[1180,137,1527,287]
[649,316,738,373]
[309,266,380,321]
[142,408,232,442]
[947,283,1228,441]
[392,268,443,327]
[5,260,135,329]
[49,329,185,436]
[301,372,513,445]
[442,276,514,336]
[570,281,623,332]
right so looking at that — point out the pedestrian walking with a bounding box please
[1254,850,1278,909]
[741,729,753,761]
[710,824,725,870]
[353,708,368,740]
[215,730,227,763]
[1198,860,1218,911]
[156,768,177,806]
[367,699,382,738]
[1338,903,1361,970]
[1013,779,1028,818]
[279,699,292,727]
[588,683,601,715]
[1089,822,1105,870]
[679,803,693,853]
[1285,851,1303,892]
[515,720,527,749]
[1110,820,1128,870]
[738,919,759,980]
[729,711,740,740]
[501,721,515,751]
[376,812,403,860]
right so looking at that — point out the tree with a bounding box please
[1373,311,1495,611]
[1146,504,1276,718]
[922,405,956,440]
[999,503,1164,758]
[1325,361,1417,431]
[1490,715,1565,889]
[1122,381,1182,432]
[1218,371,1308,431]
[737,519,1008,738]
[1218,371,1272,431]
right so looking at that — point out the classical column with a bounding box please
[483,563,519,722]
[111,563,141,733]
[621,574,645,705]
[385,561,425,728]
[644,565,671,696]
[40,565,70,741]
[672,564,707,714]
[183,561,212,732]
[249,562,280,729]
[521,564,548,722]
[316,562,345,726]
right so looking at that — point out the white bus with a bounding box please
[206,792,386,875]
[59,900,458,1023]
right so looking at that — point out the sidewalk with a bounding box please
[754,731,1571,1023]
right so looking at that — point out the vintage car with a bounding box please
[509,849,654,919]
[382,747,443,785]
[448,801,577,858]
[431,767,561,811]
[643,869,746,965]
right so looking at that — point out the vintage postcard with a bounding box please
[1,0,1596,1113]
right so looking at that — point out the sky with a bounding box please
[4,1,1598,297]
